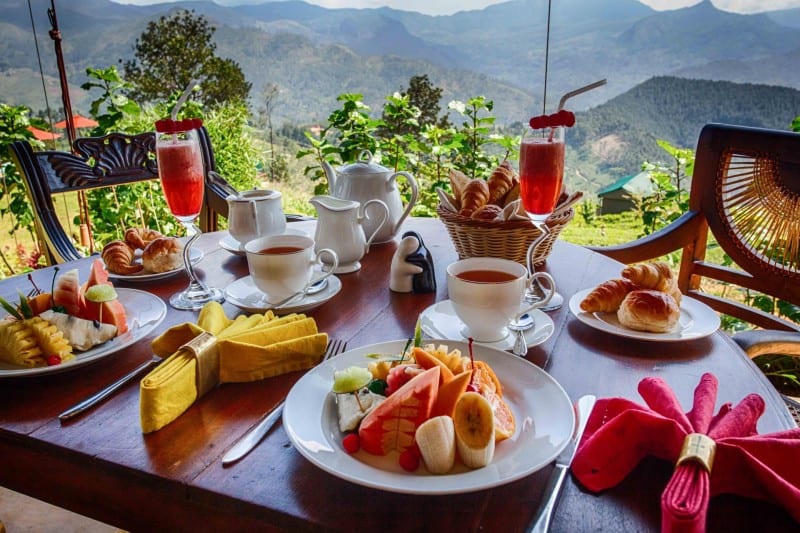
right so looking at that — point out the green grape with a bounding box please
[332,366,372,394]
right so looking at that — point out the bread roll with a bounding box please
[471,204,503,221]
[580,278,638,313]
[458,179,490,218]
[142,237,183,273]
[102,241,143,275]
[617,290,680,333]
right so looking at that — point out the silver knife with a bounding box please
[58,356,162,421]
[527,394,596,533]
[222,401,284,466]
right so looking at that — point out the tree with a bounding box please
[381,74,447,137]
[123,9,251,107]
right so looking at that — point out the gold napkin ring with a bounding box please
[180,332,219,398]
[676,433,716,473]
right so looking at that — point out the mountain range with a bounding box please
[1,0,799,189]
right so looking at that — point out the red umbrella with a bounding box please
[27,126,63,140]
[54,114,98,129]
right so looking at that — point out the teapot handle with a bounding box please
[249,199,262,236]
[360,199,390,254]
[389,171,418,235]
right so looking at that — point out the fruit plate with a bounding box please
[283,339,575,495]
[0,289,167,378]
[568,288,721,342]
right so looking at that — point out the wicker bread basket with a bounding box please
[437,204,574,267]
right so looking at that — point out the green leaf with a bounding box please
[0,295,22,320]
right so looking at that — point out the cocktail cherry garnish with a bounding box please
[529,109,576,130]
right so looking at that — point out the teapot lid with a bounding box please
[338,150,389,176]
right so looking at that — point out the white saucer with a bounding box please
[225,274,341,314]
[419,300,554,352]
[219,227,309,256]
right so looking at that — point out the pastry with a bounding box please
[458,179,490,218]
[580,278,638,313]
[142,237,183,273]
[101,241,143,275]
[622,261,682,305]
[125,227,164,250]
[487,161,516,205]
[471,204,503,221]
[448,170,471,210]
[617,289,680,333]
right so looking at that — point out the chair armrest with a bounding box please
[732,330,800,358]
[587,211,704,264]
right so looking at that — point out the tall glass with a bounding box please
[155,118,224,310]
[518,125,565,311]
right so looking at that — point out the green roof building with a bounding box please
[597,171,655,214]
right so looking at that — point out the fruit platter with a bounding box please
[283,339,574,494]
[0,260,167,377]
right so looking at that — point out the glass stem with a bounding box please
[524,222,552,304]
[182,222,209,291]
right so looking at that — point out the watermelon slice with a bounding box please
[83,259,128,335]
[53,269,84,316]
[358,366,440,456]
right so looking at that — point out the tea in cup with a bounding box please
[245,234,338,305]
[446,257,555,342]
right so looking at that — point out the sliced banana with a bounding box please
[415,415,456,474]
[453,391,495,469]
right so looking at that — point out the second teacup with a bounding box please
[447,257,555,342]
[245,234,338,306]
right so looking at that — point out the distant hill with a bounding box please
[567,76,800,195]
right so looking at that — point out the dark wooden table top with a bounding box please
[0,218,796,531]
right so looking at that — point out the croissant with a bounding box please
[471,204,502,221]
[458,179,490,218]
[142,237,183,273]
[448,169,471,210]
[617,290,680,333]
[580,278,639,313]
[488,161,516,205]
[102,241,143,275]
[125,227,164,250]
[622,261,682,305]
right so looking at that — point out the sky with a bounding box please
[112,1,800,16]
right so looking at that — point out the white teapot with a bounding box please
[321,150,418,244]
[226,189,286,245]
[310,195,389,273]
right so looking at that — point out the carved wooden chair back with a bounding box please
[10,127,232,265]
[592,123,800,332]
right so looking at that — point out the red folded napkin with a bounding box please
[572,373,800,532]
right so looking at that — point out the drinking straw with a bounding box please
[542,0,552,116]
[171,78,201,121]
[557,79,607,111]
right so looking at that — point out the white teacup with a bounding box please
[245,234,338,305]
[447,257,555,342]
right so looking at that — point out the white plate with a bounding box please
[419,300,554,352]
[568,288,721,341]
[219,228,310,256]
[0,289,167,378]
[283,339,575,495]
[225,274,341,313]
[107,245,203,283]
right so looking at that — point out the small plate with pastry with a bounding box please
[102,229,203,282]
[568,261,720,341]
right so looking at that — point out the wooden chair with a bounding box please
[10,127,234,265]
[589,123,800,418]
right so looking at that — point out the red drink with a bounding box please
[519,128,565,221]
[157,140,204,220]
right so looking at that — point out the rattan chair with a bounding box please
[10,127,233,265]
[589,123,800,420]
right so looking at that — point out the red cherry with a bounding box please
[46,355,62,366]
[557,109,576,127]
[342,433,360,454]
[399,447,421,472]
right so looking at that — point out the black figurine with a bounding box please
[390,230,436,293]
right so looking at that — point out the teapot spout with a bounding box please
[321,159,337,193]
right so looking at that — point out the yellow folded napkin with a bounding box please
[141,304,328,433]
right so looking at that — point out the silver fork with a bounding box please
[221,338,347,466]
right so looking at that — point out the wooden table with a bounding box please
[0,219,795,531]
